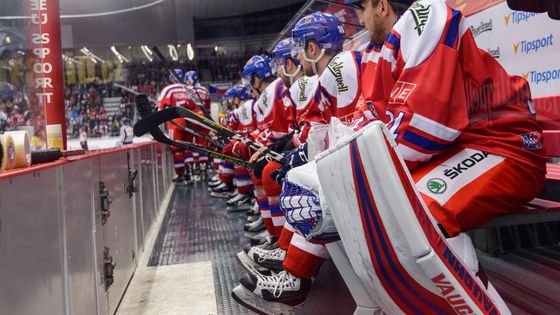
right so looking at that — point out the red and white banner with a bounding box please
[25,0,66,149]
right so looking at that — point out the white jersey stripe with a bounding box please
[410,113,461,142]
[290,233,329,258]
[397,143,434,162]
[416,149,505,205]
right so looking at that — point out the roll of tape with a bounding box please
[0,134,16,170]
[6,131,31,168]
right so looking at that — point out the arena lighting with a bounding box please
[214,45,218,52]
[4,36,11,44]
[80,46,105,63]
[111,46,130,63]
[141,45,154,62]
[187,43,195,61]
[168,44,179,61]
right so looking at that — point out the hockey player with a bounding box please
[224,85,256,210]
[240,55,292,238]
[209,89,233,185]
[280,0,547,313]
[209,87,238,197]
[184,70,198,87]
[232,13,365,314]
[182,71,212,180]
[157,68,193,185]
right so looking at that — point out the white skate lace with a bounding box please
[257,248,284,263]
[256,271,296,298]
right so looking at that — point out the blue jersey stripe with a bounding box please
[386,32,401,54]
[444,9,461,48]
[402,130,448,152]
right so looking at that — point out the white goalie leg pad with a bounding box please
[315,121,509,315]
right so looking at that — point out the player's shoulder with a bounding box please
[262,77,282,105]
[290,75,320,109]
[158,83,185,100]
[321,51,361,82]
[392,0,457,68]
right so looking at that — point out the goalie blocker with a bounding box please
[289,122,511,314]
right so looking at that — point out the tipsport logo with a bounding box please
[522,68,560,85]
[513,34,553,55]
[504,11,539,26]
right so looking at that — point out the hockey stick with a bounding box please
[134,94,252,168]
[115,83,224,149]
[168,119,225,150]
[134,106,286,163]
[151,46,214,122]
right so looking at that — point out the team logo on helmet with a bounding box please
[427,178,447,194]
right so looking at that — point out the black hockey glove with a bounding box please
[267,131,295,153]
[251,155,270,179]
[271,143,308,184]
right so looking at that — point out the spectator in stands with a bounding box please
[79,127,88,150]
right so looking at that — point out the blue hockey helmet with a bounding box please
[344,0,415,7]
[291,12,345,57]
[223,87,236,103]
[233,84,252,101]
[272,38,302,83]
[242,55,275,86]
[184,71,198,85]
[170,68,184,83]
[0,82,16,102]
[272,38,300,68]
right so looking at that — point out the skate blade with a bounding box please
[210,193,232,199]
[231,284,301,315]
[235,251,274,276]
[244,230,261,238]
[227,204,252,212]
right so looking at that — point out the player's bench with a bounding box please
[472,130,560,255]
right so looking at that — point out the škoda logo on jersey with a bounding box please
[470,19,492,37]
[443,151,490,180]
[327,59,349,93]
[389,81,416,104]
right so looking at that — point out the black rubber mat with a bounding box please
[149,181,355,315]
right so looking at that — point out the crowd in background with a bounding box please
[0,49,263,140]
[65,81,134,139]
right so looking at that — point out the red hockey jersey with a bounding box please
[234,99,257,137]
[157,83,190,128]
[254,78,291,145]
[320,50,363,124]
[365,0,546,171]
[288,75,324,145]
